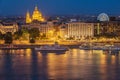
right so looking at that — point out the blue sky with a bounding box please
[0,0,120,16]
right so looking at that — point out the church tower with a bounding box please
[26,11,32,23]
[32,6,45,22]
[26,6,45,23]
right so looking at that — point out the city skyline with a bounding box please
[0,0,120,16]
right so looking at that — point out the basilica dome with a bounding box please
[26,6,45,23]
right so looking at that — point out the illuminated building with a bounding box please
[59,24,67,39]
[26,11,32,23]
[0,23,18,34]
[24,5,54,38]
[26,6,45,23]
[66,22,94,39]
[94,21,120,36]
[22,21,54,38]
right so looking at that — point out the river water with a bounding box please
[0,49,120,80]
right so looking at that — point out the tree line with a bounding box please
[0,28,40,44]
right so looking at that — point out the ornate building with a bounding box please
[94,21,120,36]
[26,11,32,23]
[22,21,54,38]
[23,6,55,39]
[0,23,18,34]
[66,22,94,40]
[26,6,45,23]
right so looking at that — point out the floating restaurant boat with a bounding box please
[0,44,18,50]
[79,45,92,50]
[79,44,120,51]
[0,44,26,50]
[35,42,69,53]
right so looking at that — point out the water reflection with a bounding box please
[3,52,14,80]
[0,49,119,80]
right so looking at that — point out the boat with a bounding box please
[35,42,69,53]
[79,43,93,50]
[0,44,19,50]
[0,44,27,50]
[79,45,92,50]
[79,44,120,51]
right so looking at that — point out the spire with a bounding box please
[35,5,38,11]
[26,11,32,23]
[26,10,30,15]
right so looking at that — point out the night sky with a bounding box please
[0,0,120,16]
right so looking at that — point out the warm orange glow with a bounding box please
[32,6,45,22]
[100,53,106,64]
[26,6,45,23]
[26,49,32,57]
[111,55,116,64]
[26,11,32,23]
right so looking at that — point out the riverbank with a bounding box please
[1,42,120,49]
[0,44,80,49]
[1,40,120,49]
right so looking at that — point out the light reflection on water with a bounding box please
[0,49,120,80]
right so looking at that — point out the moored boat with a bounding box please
[0,44,27,50]
[79,44,120,51]
[35,42,69,53]
[0,44,19,50]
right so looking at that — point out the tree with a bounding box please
[4,32,13,44]
[29,28,40,43]
[0,32,4,40]
[21,28,29,34]
[29,28,40,39]
[29,38,35,43]
[13,30,23,40]
[21,28,29,40]
[41,33,47,39]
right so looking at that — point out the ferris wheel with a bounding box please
[97,13,109,22]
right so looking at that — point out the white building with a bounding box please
[66,22,94,40]
[0,23,18,34]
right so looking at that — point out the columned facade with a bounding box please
[66,22,94,39]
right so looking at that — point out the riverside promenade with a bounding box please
[0,40,120,49]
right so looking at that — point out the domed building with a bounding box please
[23,6,54,39]
[97,13,109,22]
[26,6,45,23]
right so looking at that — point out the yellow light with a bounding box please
[111,55,116,64]
[26,6,45,23]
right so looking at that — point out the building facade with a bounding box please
[94,21,120,36]
[0,23,18,34]
[24,6,55,38]
[66,22,94,40]
[22,21,54,38]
